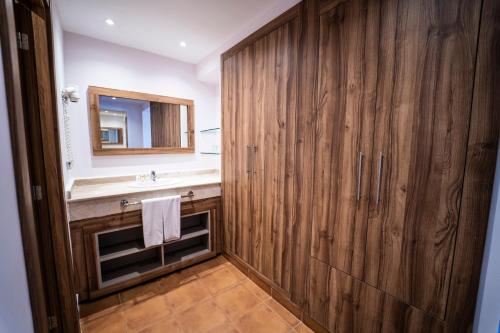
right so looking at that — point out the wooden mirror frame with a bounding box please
[88,86,195,155]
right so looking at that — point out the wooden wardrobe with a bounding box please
[222,0,500,331]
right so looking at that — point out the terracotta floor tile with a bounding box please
[188,256,228,277]
[241,279,271,301]
[81,310,126,333]
[214,284,261,320]
[120,280,163,304]
[158,271,182,293]
[198,266,240,295]
[224,263,248,281]
[236,303,291,333]
[294,323,314,333]
[205,322,241,333]
[265,299,300,327]
[177,299,229,332]
[124,295,173,332]
[79,259,311,333]
[136,315,185,333]
[163,279,211,314]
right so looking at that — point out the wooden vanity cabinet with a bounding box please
[70,197,222,301]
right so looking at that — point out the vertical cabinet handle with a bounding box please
[252,145,257,174]
[356,152,364,202]
[376,152,384,206]
[246,145,257,174]
[246,145,252,174]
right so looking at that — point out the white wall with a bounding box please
[0,46,34,333]
[51,2,71,186]
[474,146,500,333]
[63,32,220,180]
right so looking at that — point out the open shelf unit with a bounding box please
[95,210,211,289]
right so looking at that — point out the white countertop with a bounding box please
[68,169,221,203]
[66,169,221,221]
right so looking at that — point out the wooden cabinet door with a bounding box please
[310,0,379,279]
[251,15,300,292]
[222,46,254,262]
[308,257,444,333]
[364,0,482,319]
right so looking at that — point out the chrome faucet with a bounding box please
[150,170,157,182]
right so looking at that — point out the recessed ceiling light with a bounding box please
[105,18,115,26]
[180,41,187,48]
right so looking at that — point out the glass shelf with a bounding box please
[200,127,220,154]
[200,127,220,133]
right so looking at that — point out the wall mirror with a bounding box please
[88,86,194,155]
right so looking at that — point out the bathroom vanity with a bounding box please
[67,169,221,301]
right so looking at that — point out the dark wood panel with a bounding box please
[150,102,181,147]
[308,257,444,333]
[252,16,299,293]
[71,197,222,299]
[310,0,379,279]
[70,227,88,301]
[290,0,319,306]
[365,0,482,319]
[221,45,253,261]
[444,0,500,329]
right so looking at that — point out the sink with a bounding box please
[128,179,180,188]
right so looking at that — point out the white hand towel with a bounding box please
[141,197,165,247]
[162,195,181,242]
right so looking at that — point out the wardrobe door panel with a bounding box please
[252,17,299,292]
[365,0,482,319]
[310,0,379,279]
[308,257,444,333]
[222,47,254,262]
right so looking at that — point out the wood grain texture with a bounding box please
[310,0,379,280]
[3,1,53,331]
[251,16,299,293]
[71,197,222,300]
[31,10,80,331]
[308,257,444,333]
[364,0,482,319]
[444,0,500,330]
[150,102,181,147]
[70,227,88,301]
[222,6,314,304]
[291,0,319,306]
[221,45,253,261]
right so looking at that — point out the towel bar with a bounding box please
[120,191,195,208]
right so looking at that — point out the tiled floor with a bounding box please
[79,256,314,333]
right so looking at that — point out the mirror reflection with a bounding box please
[98,95,189,149]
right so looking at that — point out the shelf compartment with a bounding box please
[100,247,162,288]
[164,234,210,266]
[98,225,148,262]
[182,211,209,234]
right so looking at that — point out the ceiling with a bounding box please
[56,0,283,64]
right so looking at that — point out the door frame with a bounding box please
[0,0,79,332]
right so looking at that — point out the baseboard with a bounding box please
[223,252,329,333]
